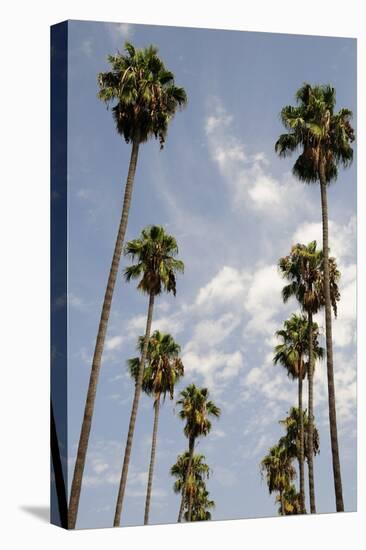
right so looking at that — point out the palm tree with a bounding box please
[68,43,187,528]
[275,83,354,511]
[113,226,184,526]
[128,330,184,524]
[184,486,215,522]
[176,385,221,522]
[279,406,320,511]
[273,314,309,513]
[260,443,296,516]
[279,407,320,462]
[279,241,338,512]
[171,452,211,521]
[276,484,302,516]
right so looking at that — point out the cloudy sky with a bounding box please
[64,20,356,528]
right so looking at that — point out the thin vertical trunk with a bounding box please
[298,359,306,514]
[113,292,155,527]
[307,311,316,513]
[68,141,140,529]
[144,397,161,525]
[319,168,344,512]
[187,480,194,522]
[177,437,195,523]
[51,400,68,528]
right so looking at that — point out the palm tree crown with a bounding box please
[124,225,184,296]
[128,330,184,401]
[279,407,320,462]
[261,443,296,497]
[98,42,187,147]
[177,384,221,440]
[274,314,324,378]
[275,83,354,183]
[171,453,211,495]
[273,314,310,380]
[279,241,340,317]
[184,486,215,522]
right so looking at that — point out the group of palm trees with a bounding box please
[261,84,354,515]
[55,39,355,529]
[65,42,223,529]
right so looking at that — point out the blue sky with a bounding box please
[65,20,356,528]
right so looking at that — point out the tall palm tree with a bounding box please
[279,406,320,511]
[128,330,184,524]
[279,241,338,512]
[276,484,302,516]
[113,226,184,526]
[68,43,187,528]
[260,443,296,516]
[176,385,221,522]
[275,83,354,511]
[171,452,211,521]
[279,407,320,462]
[273,314,309,513]
[184,486,215,522]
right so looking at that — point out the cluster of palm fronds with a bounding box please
[260,83,354,515]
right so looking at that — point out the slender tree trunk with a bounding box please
[298,360,306,514]
[144,397,161,525]
[319,168,344,512]
[51,400,68,528]
[187,483,194,522]
[68,141,140,529]
[113,292,155,526]
[307,311,316,513]
[177,437,195,522]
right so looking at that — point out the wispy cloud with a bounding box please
[205,97,312,220]
[104,22,134,46]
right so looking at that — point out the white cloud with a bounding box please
[292,216,356,263]
[245,264,285,335]
[183,348,243,393]
[205,98,311,219]
[105,22,134,44]
[81,39,93,57]
[191,313,240,347]
[105,335,125,351]
[195,266,249,311]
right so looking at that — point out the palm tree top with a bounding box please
[170,452,211,493]
[177,384,221,440]
[279,240,340,317]
[260,442,296,495]
[128,330,184,400]
[98,41,187,147]
[124,225,184,296]
[274,313,324,379]
[279,407,320,459]
[275,82,355,185]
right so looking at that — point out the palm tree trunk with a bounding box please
[307,311,316,513]
[298,360,306,514]
[68,141,140,529]
[319,169,344,512]
[144,397,161,525]
[187,483,194,522]
[177,437,194,522]
[51,400,68,528]
[113,292,155,526]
